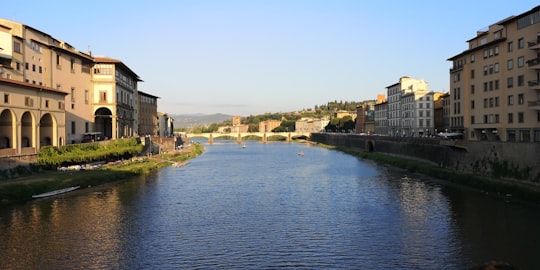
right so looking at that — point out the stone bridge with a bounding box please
[186,132,310,143]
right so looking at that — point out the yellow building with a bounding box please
[0,18,94,144]
[448,5,540,142]
[0,78,67,156]
[92,57,141,139]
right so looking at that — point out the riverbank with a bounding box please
[0,143,204,205]
[314,142,540,205]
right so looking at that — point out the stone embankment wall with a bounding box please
[311,133,540,183]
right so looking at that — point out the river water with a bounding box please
[1,141,539,269]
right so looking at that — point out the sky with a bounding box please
[2,1,539,116]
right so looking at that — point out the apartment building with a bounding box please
[355,100,376,134]
[374,101,388,135]
[138,91,159,136]
[93,57,141,139]
[447,5,540,142]
[386,76,431,136]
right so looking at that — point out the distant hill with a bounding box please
[172,113,233,128]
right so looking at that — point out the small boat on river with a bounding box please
[32,186,81,199]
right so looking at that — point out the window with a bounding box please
[85,122,89,133]
[507,77,514,88]
[71,121,76,134]
[56,54,61,66]
[45,100,49,108]
[489,98,494,107]
[508,95,514,105]
[39,66,42,73]
[58,101,64,110]
[471,84,475,94]
[3,94,9,104]
[484,66,488,75]
[518,75,524,86]
[508,41,513,52]
[518,56,524,68]
[484,98,488,108]
[25,62,29,70]
[518,38,524,49]
[494,63,499,73]
[100,91,107,102]
[495,114,500,123]
[85,90,89,104]
[495,97,499,107]
[471,116,475,124]
[471,69,475,78]
[24,97,34,107]
[507,59,513,70]
[471,54,475,63]
[518,94,524,104]
[508,113,513,123]
[13,41,21,53]
[518,112,524,123]
[471,100,475,109]
[70,58,75,72]
[71,87,75,102]
[495,80,499,90]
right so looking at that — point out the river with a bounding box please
[1,141,539,269]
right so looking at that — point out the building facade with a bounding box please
[0,19,94,144]
[386,76,431,136]
[0,78,67,156]
[448,5,540,142]
[138,91,159,136]
[92,57,141,139]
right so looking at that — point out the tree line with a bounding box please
[177,100,362,133]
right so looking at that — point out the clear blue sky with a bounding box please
[2,1,539,116]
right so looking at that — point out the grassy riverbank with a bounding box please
[316,143,540,205]
[0,143,204,205]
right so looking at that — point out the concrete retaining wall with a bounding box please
[311,133,540,183]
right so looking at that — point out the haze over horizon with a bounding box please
[2,0,538,116]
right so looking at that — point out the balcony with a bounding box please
[526,57,540,69]
[528,100,540,110]
[449,65,464,73]
[528,80,540,90]
[528,41,540,50]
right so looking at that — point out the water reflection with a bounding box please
[0,142,539,269]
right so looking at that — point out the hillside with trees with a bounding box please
[175,100,362,133]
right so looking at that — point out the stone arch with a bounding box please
[0,109,15,149]
[366,140,375,152]
[40,113,57,147]
[95,107,113,140]
[21,111,35,148]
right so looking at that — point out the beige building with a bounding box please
[448,5,540,142]
[0,18,94,144]
[138,91,159,136]
[0,78,67,156]
[374,101,389,135]
[295,117,330,133]
[386,76,430,136]
[259,120,281,132]
[92,57,141,139]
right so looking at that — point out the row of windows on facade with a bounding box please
[470,111,540,125]
[455,36,530,68]
[454,58,529,84]
[3,93,65,109]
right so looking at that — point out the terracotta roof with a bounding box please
[0,78,68,95]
